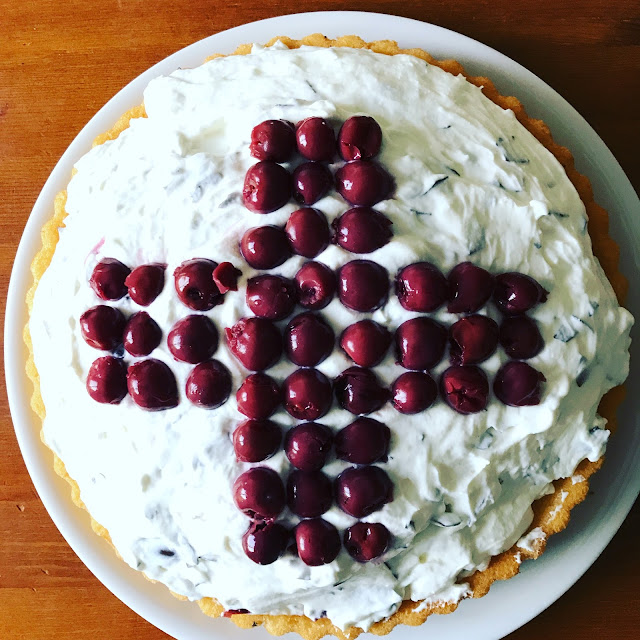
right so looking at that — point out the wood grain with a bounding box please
[1,1,638,639]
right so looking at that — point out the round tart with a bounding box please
[25,34,633,639]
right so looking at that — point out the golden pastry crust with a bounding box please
[24,33,628,640]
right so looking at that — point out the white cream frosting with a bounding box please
[30,43,633,631]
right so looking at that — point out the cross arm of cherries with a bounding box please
[78,115,548,572]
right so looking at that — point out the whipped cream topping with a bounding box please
[30,43,633,631]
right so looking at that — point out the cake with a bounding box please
[25,34,633,639]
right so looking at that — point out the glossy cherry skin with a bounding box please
[282,368,332,421]
[233,467,285,520]
[296,117,335,161]
[339,320,391,367]
[86,356,128,404]
[168,315,219,364]
[186,360,232,408]
[80,305,126,351]
[336,161,393,207]
[123,311,162,357]
[493,272,548,315]
[226,317,282,371]
[250,119,296,162]
[173,259,222,311]
[335,417,390,464]
[242,521,289,565]
[287,470,333,518]
[285,207,330,258]
[284,312,335,367]
[284,422,333,471]
[127,359,179,410]
[246,275,297,321]
[494,361,546,406]
[295,262,336,310]
[344,522,391,562]
[334,366,389,415]
[396,262,448,312]
[395,317,447,370]
[212,262,242,293]
[440,365,489,414]
[295,518,341,566]
[292,163,333,206]
[338,116,382,161]
[333,207,392,254]
[89,258,130,300]
[240,225,291,270]
[335,466,393,518]
[236,373,280,419]
[449,315,499,365]
[338,260,389,312]
[233,419,281,462]
[499,316,544,359]
[447,262,494,313]
[125,263,165,306]
[243,161,291,214]
[391,372,437,414]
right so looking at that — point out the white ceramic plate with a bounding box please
[5,11,640,640]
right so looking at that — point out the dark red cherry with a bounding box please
[173,259,222,311]
[295,518,340,566]
[391,372,437,414]
[335,417,390,464]
[233,467,285,520]
[168,315,218,364]
[295,262,336,310]
[123,311,162,357]
[236,373,280,419]
[89,258,130,300]
[243,161,291,214]
[246,275,297,321]
[186,360,231,408]
[344,522,390,562]
[125,263,165,306]
[336,161,393,207]
[493,272,548,315]
[80,305,126,351]
[242,521,289,565]
[282,368,332,420]
[127,359,179,410]
[396,262,447,312]
[441,365,489,414]
[334,366,389,415]
[226,317,282,371]
[233,419,281,462]
[285,207,330,258]
[296,117,335,161]
[447,262,494,313]
[292,163,333,206]
[395,317,447,370]
[339,320,391,367]
[287,470,332,518]
[86,356,127,404]
[284,312,335,367]
[333,207,392,254]
[250,119,296,162]
[338,260,388,312]
[449,315,499,365]
[494,361,545,406]
[240,225,291,270]
[284,422,333,471]
[338,116,382,161]
[335,466,393,518]
[212,262,241,293]
[499,316,544,360]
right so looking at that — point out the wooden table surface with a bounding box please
[1,1,639,638]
